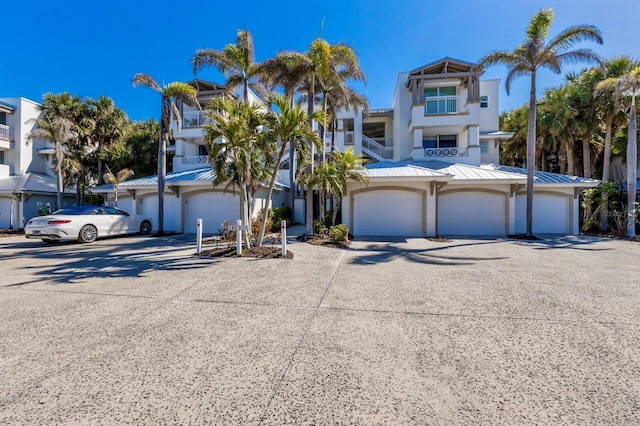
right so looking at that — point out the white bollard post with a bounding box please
[236,219,242,256]
[196,219,203,254]
[281,220,287,257]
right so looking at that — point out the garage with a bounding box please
[0,197,12,229]
[352,188,424,237]
[138,195,160,232]
[184,191,240,235]
[515,193,570,234]
[438,190,506,236]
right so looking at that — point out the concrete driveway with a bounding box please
[0,234,638,424]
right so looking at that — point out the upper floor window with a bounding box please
[422,134,457,149]
[480,141,489,153]
[424,86,457,114]
[0,151,5,164]
[480,95,489,108]
[198,145,208,156]
[0,112,7,126]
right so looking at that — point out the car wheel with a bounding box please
[78,225,98,243]
[139,220,152,235]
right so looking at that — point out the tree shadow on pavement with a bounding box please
[0,235,214,287]
[347,239,509,266]
[512,235,614,251]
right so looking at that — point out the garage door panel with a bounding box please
[354,190,423,237]
[0,197,12,229]
[185,192,240,235]
[139,196,159,232]
[515,194,569,234]
[438,192,505,236]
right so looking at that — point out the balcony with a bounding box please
[182,155,210,165]
[424,95,467,115]
[0,124,10,140]
[423,147,467,157]
[181,110,214,128]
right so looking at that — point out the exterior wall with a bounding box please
[393,72,413,161]
[478,80,500,132]
[480,138,501,164]
[0,98,46,177]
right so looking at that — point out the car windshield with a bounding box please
[52,206,103,215]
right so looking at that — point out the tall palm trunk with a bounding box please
[306,76,316,235]
[56,169,64,210]
[526,72,537,237]
[601,116,614,232]
[157,101,169,235]
[583,136,592,178]
[97,146,104,186]
[627,98,637,238]
[256,141,289,246]
[566,140,575,176]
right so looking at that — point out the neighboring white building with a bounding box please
[0,97,74,229]
[95,58,599,237]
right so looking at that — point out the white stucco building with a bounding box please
[0,97,74,229]
[95,58,598,237]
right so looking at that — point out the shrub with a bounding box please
[329,224,349,242]
[313,219,327,235]
[269,207,293,232]
[252,209,273,238]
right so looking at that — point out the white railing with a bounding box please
[0,124,9,140]
[182,155,210,165]
[181,110,214,128]
[423,147,467,157]
[362,135,393,159]
[424,95,467,115]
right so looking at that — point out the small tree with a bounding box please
[103,167,134,207]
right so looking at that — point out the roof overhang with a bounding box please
[0,101,16,113]
[480,131,514,140]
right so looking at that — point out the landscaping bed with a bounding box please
[0,229,23,238]
[296,234,351,249]
[199,245,293,259]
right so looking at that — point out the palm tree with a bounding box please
[27,115,77,209]
[254,94,325,246]
[612,66,640,237]
[103,167,134,207]
[132,74,199,234]
[480,8,603,237]
[330,147,368,226]
[204,97,267,249]
[594,57,638,231]
[192,30,262,103]
[88,96,128,185]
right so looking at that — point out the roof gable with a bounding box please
[409,57,481,77]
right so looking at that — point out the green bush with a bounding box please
[269,207,293,232]
[329,224,349,242]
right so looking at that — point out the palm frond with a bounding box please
[132,73,161,93]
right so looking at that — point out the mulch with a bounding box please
[296,234,351,249]
[199,245,293,259]
[426,236,452,242]
[0,230,23,238]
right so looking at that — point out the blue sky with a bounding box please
[1,0,638,121]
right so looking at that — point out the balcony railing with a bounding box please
[0,124,9,140]
[362,135,393,159]
[423,147,466,157]
[181,110,214,128]
[424,95,467,115]
[182,155,210,165]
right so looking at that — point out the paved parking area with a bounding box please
[0,234,639,424]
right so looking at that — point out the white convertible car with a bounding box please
[25,205,153,243]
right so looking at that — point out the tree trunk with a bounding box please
[157,102,168,235]
[306,76,316,235]
[114,187,119,207]
[627,100,637,238]
[566,140,575,176]
[332,197,340,226]
[256,142,288,246]
[97,151,104,186]
[525,72,537,237]
[57,168,64,211]
[601,116,614,232]
[583,136,592,178]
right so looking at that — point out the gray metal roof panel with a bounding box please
[366,161,452,179]
[490,165,600,185]
[0,173,74,194]
[410,160,526,181]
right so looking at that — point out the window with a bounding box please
[198,145,208,156]
[425,86,457,114]
[480,95,489,108]
[422,134,457,149]
[480,141,489,153]
[0,151,5,164]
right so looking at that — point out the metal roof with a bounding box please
[489,165,601,186]
[480,131,514,140]
[365,161,452,179]
[92,167,289,192]
[0,173,75,194]
[0,100,17,112]
[412,161,527,182]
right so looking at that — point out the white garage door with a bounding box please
[115,197,135,216]
[515,194,570,234]
[353,189,423,237]
[185,192,240,235]
[139,196,159,232]
[438,191,505,236]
